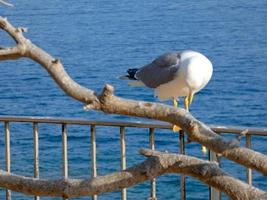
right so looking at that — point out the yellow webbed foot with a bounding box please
[189,92,194,105]
[202,146,207,154]
[172,125,182,132]
[185,92,195,111]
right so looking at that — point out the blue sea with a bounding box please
[0,1,266,199]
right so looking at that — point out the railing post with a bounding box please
[149,128,157,200]
[120,126,127,200]
[4,122,11,200]
[246,134,252,185]
[179,130,185,200]
[91,125,97,200]
[208,132,221,200]
[33,122,40,200]
[209,150,221,200]
[62,124,68,200]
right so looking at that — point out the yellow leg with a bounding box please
[173,98,178,107]
[184,96,189,111]
[172,98,181,132]
[189,92,194,105]
[185,91,194,111]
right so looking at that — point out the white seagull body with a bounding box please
[155,51,213,100]
[122,50,213,101]
[121,50,213,153]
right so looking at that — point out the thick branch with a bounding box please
[1,17,267,176]
[99,88,267,175]
[0,149,264,199]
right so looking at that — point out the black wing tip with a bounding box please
[127,68,139,80]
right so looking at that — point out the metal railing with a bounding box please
[0,115,267,200]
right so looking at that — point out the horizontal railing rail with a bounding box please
[0,115,266,200]
[0,115,266,135]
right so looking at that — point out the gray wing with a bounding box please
[136,52,180,88]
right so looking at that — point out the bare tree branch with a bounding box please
[0,16,267,175]
[0,0,14,7]
[0,46,22,60]
[0,149,264,199]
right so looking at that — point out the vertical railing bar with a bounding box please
[149,128,157,200]
[246,134,252,185]
[209,150,221,200]
[120,126,127,200]
[91,125,97,200]
[62,124,68,200]
[209,132,221,200]
[4,122,11,200]
[179,130,185,200]
[33,122,40,200]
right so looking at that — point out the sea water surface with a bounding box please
[0,1,266,199]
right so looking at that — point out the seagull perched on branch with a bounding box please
[120,50,213,152]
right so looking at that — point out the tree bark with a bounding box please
[0,149,264,199]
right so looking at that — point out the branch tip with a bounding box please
[236,129,249,141]
[52,58,61,65]
[241,129,249,135]
[104,84,114,93]
[16,27,28,33]
[0,18,7,28]
[83,104,92,111]
[139,148,151,157]
[139,148,160,157]
[99,84,114,101]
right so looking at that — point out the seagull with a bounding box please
[120,50,213,151]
